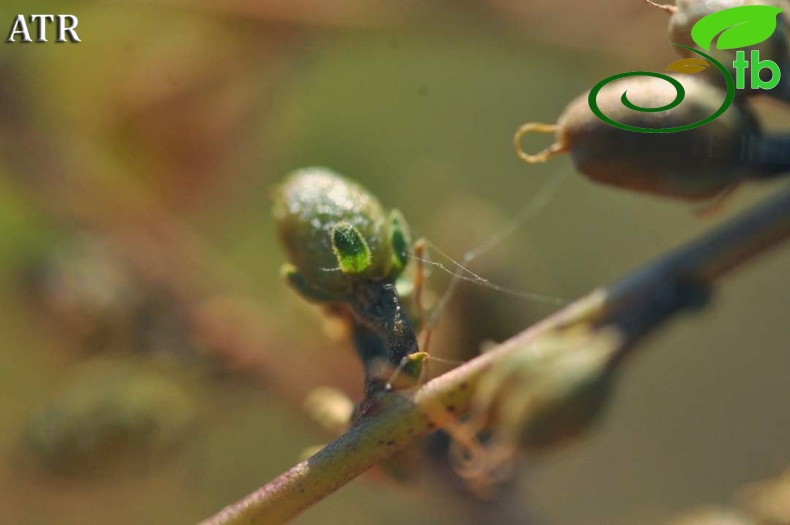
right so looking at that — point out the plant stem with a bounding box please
[202,188,790,525]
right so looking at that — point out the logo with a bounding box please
[6,15,80,43]
[589,5,784,133]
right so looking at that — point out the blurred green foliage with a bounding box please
[0,1,787,524]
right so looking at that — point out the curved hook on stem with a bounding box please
[644,0,677,15]
[513,122,566,164]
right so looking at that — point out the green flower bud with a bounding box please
[273,168,422,393]
[273,167,412,301]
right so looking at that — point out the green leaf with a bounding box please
[331,222,372,275]
[666,57,710,74]
[691,5,783,51]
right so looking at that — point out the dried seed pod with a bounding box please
[470,327,620,450]
[646,0,790,100]
[515,73,787,201]
[453,327,621,491]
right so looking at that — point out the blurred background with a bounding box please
[0,1,788,524]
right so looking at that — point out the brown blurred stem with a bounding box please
[202,188,790,525]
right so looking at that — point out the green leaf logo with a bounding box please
[666,57,710,74]
[691,5,783,51]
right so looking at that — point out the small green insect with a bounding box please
[273,167,428,394]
